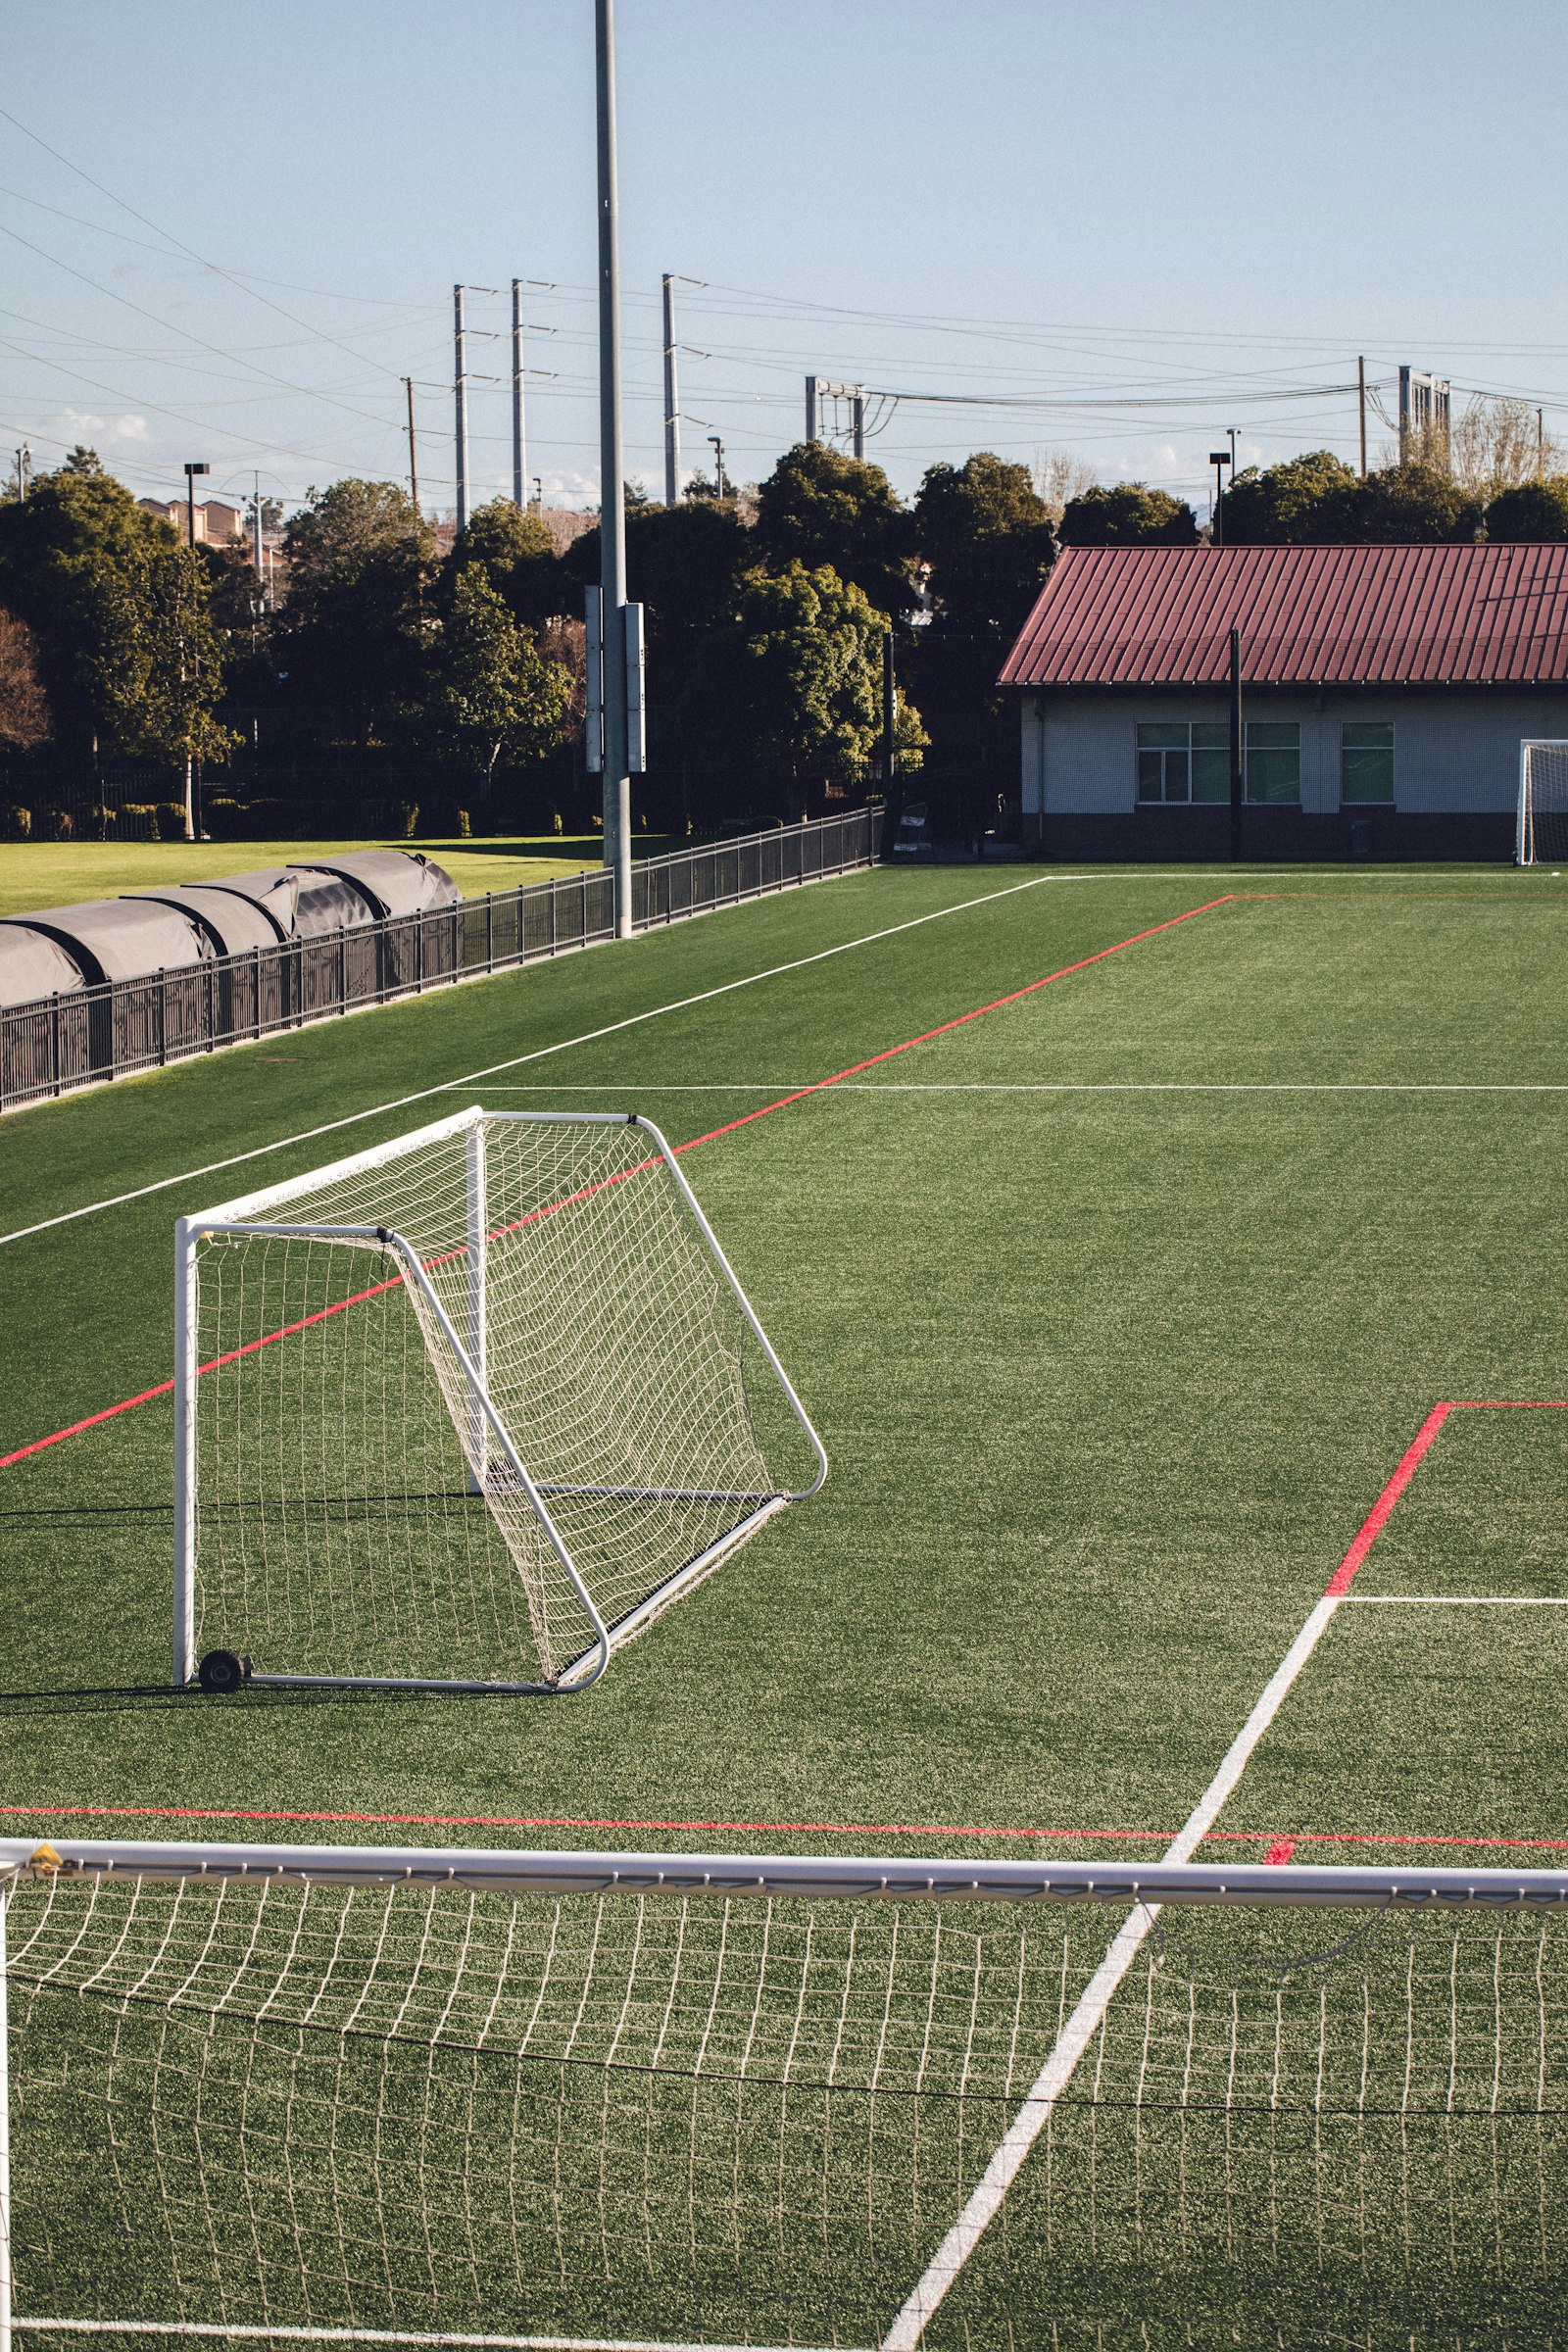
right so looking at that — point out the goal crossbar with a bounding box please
[1515,736,1568,864]
[3,1836,1567,2352]
[172,1108,825,1696]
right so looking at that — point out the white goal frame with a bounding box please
[172,1106,826,1697]
[1515,738,1568,864]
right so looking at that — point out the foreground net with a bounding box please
[3,1842,1566,2351]
[1516,739,1568,865]
[175,1108,825,1692]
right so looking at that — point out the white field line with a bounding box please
[1345,1592,1568,1605]
[881,1592,1342,2351]
[455,1081,1568,1096]
[11,2326,856,2352]
[0,870,1095,1252]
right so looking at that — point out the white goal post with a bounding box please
[1515,738,1568,864]
[172,1107,826,1697]
[2,1834,1567,2352]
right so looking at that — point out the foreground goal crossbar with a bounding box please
[172,1108,825,1696]
[2,1836,1567,2350]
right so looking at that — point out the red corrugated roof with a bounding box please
[999,542,1568,689]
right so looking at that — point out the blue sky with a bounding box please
[4,0,1565,517]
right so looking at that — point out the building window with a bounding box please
[1245,721,1299,806]
[1136,721,1229,805]
[1341,720,1395,806]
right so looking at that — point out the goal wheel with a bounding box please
[197,1649,252,1695]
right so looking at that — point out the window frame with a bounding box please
[1135,720,1230,807]
[1340,719,1396,808]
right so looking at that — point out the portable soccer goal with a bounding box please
[2,1835,1565,2351]
[172,1106,825,1695]
[1515,738,1568,863]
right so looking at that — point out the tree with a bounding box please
[279,479,432,754]
[684,561,899,807]
[1034,450,1100,526]
[754,443,914,620]
[911,454,1056,786]
[112,534,237,836]
[1057,483,1200,545]
[1333,462,1482,543]
[0,610,49,748]
[1451,396,1562,500]
[0,449,171,756]
[1486,477,1568,540]
[422,567,572,814]
[1222,451,1360,543]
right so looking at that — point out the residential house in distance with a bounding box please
[138,496,247,546]
[1000,543,1568,858]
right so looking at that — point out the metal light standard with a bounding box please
[708,435,725,500]
[1208,450,1231,546]
[596,0,632,938]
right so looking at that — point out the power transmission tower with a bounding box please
[662,272,680,507]
[454,285,469,531]
[805,376,865,457]
[512,280,526,509]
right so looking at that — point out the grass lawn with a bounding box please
[2,858,1566,2345]
[0,830,615,915]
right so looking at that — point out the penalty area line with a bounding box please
[882,1393,1566,2348]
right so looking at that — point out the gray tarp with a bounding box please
[192,870,300,941]
[124,887,285,957]
[0,899,210,987]
[0,923,87,1010]
[292,851,461,919]
[199,865,376,939]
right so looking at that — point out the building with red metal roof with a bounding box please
[998,543,1568,859]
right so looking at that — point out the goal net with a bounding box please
[173,1107,825,1694]
[3,1837,1566,2352]
[1515,739,1568,864]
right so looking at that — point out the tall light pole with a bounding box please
[1208,450,1231,545]
[596,0,631,937]
[512,279,526,509]
[453,286,469,532]
[662,272,680,507]
[183,460,210,548]
[708,435,725,500]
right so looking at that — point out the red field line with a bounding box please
[1326,1397,1568,1596]
[0,895,1234,1474]
[1,1801,1564,1857]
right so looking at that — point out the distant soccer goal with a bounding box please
[1515,739,1568,863]
[4,1837,1567,2350]
[172,1106,825,1695]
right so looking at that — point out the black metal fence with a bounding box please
[0,807,883,1114]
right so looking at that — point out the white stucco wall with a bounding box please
[1019,693,1568,816]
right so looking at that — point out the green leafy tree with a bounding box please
[564,497,752,729]
[911,454,1056,780]
[755,443,914,620]
[1222,451,1360,543]
[1486,478,1568,540]
[279,478,432,753]
[0,449,171,756]
[423,567,572,814]
[111,534,237,836]
[684,561,902,808]
[1058,482,1200,545]
[0,610,50,748]
[1332,463,1482,543]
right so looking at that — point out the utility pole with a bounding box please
[1229,627,1244,864]
[454,284,469,532]
[596,0,632,938]
[1357,357,1368,478]
[512,280,526,509]
[251,467,264,594]
[806,375,817,444]
[13,446,28,501]
[662,273,680,506]
[1540,408,1546,478]
[708,435,725,500]
[853,393,865,461]
[404,377,419,519]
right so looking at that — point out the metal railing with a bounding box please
[0,807,882,1114]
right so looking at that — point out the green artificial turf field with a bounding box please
[2,860,1566,2347]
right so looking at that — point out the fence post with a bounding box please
[157,968,167,1066]
[339,928,348,1013]
[487,895,495,972]
[51,994,61,1098]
